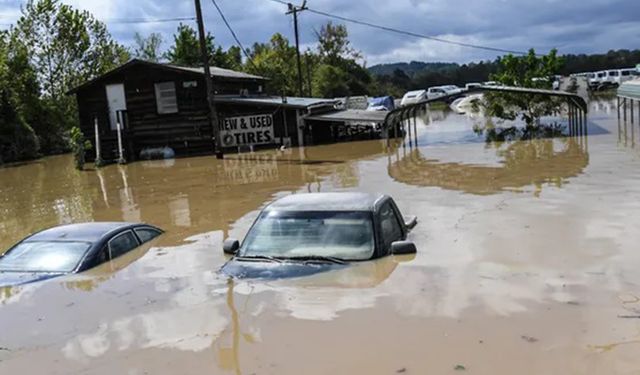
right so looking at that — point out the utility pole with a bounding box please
[194,0,223,159]
[286,1,307,97]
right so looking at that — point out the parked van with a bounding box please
[616,68,639,85]
[589,71,606,89]
[400,90,427,106]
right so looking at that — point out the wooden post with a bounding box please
[194,0,222,159]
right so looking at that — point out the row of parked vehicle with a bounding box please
[572,67,639,90]
[399,81,500,106]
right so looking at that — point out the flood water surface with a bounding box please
[2,101,640,374]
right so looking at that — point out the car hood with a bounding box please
[220,259,348,279]
[0,271,64,288]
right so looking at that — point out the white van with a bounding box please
[616,68,639,85]
[400,90,427,106]
[589,71,606,88]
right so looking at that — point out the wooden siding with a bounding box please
[76,64,264,161]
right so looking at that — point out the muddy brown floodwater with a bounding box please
[2,99,640,374]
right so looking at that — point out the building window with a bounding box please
[154,82,178,114]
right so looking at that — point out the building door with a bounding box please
[106,84,127,131]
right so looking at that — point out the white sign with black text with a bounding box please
[219,114,275,147]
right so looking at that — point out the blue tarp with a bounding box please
[368,96,395,111]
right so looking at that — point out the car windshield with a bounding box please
[240,211,374,261]
[0,241,91,273]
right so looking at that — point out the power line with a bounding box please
[265,0,530,56]
[105,17,196,24]
[209,0,259,70]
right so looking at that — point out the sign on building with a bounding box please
[219,114,275,147]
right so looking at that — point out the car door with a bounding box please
[377,201,405,257]
[108,230,140,260]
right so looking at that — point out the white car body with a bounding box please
[400,90,427,106]
[465,83,482,90]
[426,87,448,100]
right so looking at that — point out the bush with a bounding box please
[69,126,91,170]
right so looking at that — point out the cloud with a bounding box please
[2,0,640,64]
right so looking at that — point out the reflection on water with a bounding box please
[3,99,640,374]
[389,117,590,195]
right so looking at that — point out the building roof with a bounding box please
[68,59,266,94]
[265,193,384,212]
[26,222,139,243]
[214,96,340,109]
[306,109,389,123]
[618,79,640,100]
[164,64,266,80]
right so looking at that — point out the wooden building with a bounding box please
[70,59,390,163]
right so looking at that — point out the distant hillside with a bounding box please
[368,61,459,77]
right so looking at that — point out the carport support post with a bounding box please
[623,98,627,122]
[116,121,125,164]
[617,97,621,118]
[94,117,102,166]
[631,99,635,124]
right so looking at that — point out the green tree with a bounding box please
[316,22,361,65]
[165,23,201,66]
[313,64,350,98]
[165,23,240,69]
[0,33,40,163]
[133,32,163,62]
[12,0,129,154]
[246,33,298,95]
[482,49,565,125]
[314,22,370,97]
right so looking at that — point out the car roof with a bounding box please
[25,222,142,243]
[266,193,385,212]
[404,90,426,96]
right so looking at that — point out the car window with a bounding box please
[135,228,161,243]
[108,231,139,259]
[95,244,110,265]
[0,241,91,273]
[241,211,374,261]
[379,202,404,252]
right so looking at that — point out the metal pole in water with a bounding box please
[632,99,635,124]
[94,117,102,165]
[116,120,125,164]
[623,98,627,122]
[617,97,621,119]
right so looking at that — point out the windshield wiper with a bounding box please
[287,256,347,265]
[235,255,283,263]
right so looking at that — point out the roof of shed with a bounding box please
[68,59,266,94]
[214,96,340,109]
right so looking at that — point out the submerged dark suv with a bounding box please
[221,193,417,279]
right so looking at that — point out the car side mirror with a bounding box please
[223,238,240,255]
[404,216,418,230]
[391,241,417,255]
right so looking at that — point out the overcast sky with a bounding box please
[1,0,639,65]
